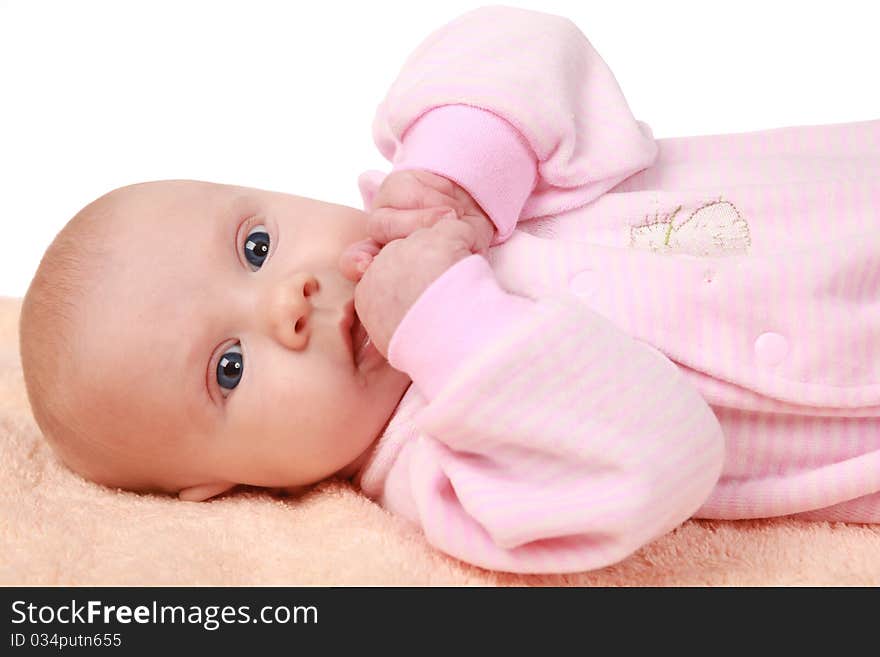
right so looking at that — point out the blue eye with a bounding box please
[216,344,243,393]
[244,225,270,270]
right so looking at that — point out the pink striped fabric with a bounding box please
[354,6,879,573]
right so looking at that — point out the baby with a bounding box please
[19,5,880,574]
[19,171,492,502]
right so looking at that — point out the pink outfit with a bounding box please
[353,6,880,573]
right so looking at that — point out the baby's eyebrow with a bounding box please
[219,195,259,264]
[228,193,260,218]
[178,287,228,423]
[184,327,220,419]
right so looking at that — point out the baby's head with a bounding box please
[19,180,411,501]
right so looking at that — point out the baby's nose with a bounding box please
[263,273,319,349]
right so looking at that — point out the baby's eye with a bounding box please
[216,344,243,394]
[243,225,270,270]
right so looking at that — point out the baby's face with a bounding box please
[82,180,410,499]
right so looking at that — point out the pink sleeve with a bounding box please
[391,105,537,246]
[381,292,725,574]
[368,5,658,226]
[388,254,534,400]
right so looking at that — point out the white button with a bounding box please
[568,269,597,298]
[754,332,788,367]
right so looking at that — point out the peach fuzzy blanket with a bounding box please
[2,296,878,586]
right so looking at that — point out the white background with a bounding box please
[2,0,878,297]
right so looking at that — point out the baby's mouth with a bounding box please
[350,313,372,366]
[341,299,378,368]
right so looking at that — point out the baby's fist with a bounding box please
[339,169,496,283]
[354,217,480,360]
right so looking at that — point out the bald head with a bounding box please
[19,182,200,493]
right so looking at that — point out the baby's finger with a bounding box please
[431,216,479,252]
[372,169,464,212]
[367,207,458,245]
[339,239,382,282]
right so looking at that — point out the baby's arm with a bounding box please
[379,256,725,574]
[349,6,658,279]
[354,217,483,360]
[369,5,657,233]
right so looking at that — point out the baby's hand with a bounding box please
[339,170,496,282]
[354,217,481,359]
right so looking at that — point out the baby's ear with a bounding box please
[177,482,236,502]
